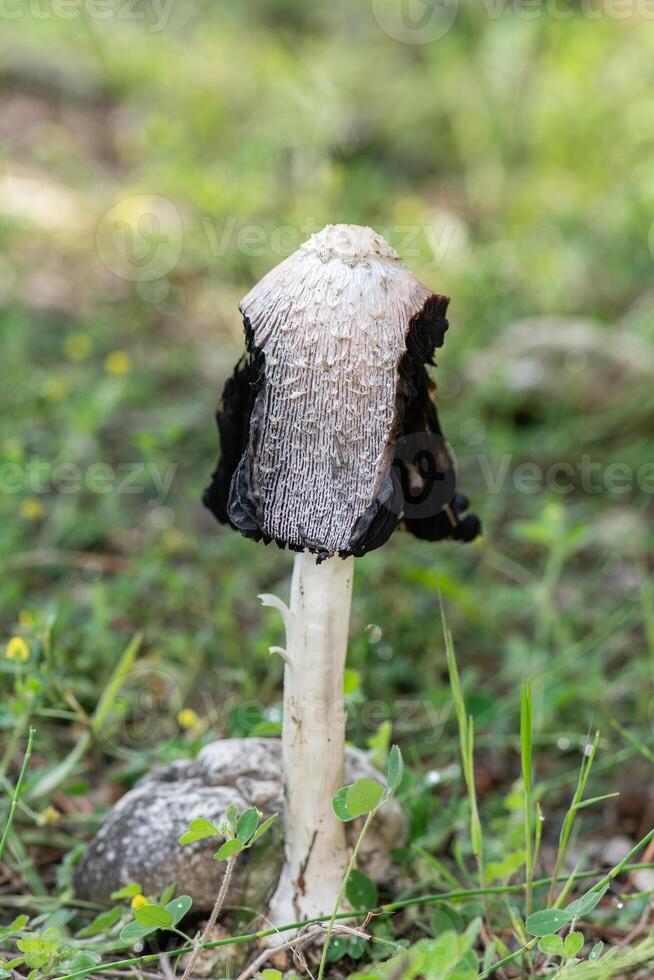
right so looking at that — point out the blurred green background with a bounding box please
[1,0,654,945]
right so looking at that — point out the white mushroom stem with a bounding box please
[261,552,354,929]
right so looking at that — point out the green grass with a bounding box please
[1,2,654,977]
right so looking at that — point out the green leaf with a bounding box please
[589,941,604,960]
[134,904,174,928]
[236,807,260,844]
[348,935,368,960]
[110,883,142,900]
[482,943,496,972]
[421,931,460,975]
[165,895,192,925]
[346,869,378,909]
[215,839,243,861]
[367,720,392,768]
[120,921,157,943]
[332,785,355,821]
[564,930,584,958]
[462,917,482,948]
[538,934,565,957]
[16,930,60,970]
[486,850,526,882]
[345,779,384,817]
[456,948,479,972]
[62,951,102,972]
[160,883,177,905]
[565,884,609,919]
[77,906,124,937]
[343,668,360,696]
[387,744,404,795]
[326,935,348,963]
[179,817,218,846]
[249,812,278,844]
[259,972,283,980]
[0,915,29,940]
[432,906,463,935]
[225,803,238,832]
[525,908,571,937]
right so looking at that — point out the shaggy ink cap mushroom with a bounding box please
[204,224,480,560]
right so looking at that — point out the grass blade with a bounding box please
[0,726,35,863]
[521,680,535,916]
[28,633,142,800]
[440,594,485,888]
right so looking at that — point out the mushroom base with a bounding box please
[73,738,404,916]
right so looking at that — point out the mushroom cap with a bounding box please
[204,224,480,559]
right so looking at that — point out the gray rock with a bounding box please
[465,316,654,410]
[74,738,405,912]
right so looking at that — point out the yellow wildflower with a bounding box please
[6,637,30,663]
[40,806,60,826]
[177,708,200,730]
[131,895,148,911]
[21,498,43,520]
[104,351,132,376]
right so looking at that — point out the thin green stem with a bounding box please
[480,937,539,978]
[640,571,654,679]
[481,825,654,978]
[548,730,599,906]
[0,726,35,863]
[535,537,567,653]
[181,854,236,980]
[591,826,654,892]
[28,633,142,801]
[610,718,654,766]
[317,808,376,980]
[0,671,34,780]
[442,612,485,887]
[521,681,534,918]
[52,848,654,980]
